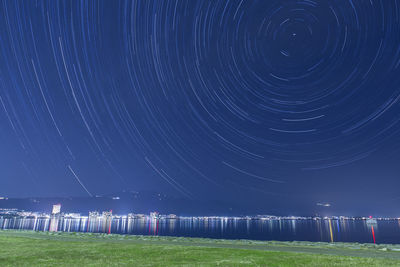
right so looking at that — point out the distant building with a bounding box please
[0,208,18,215]
[102,211,112,218]
[149,211,159,219]
[64,213,80,218]
[167,214,177,219]
[89,211,99,218]
[52,204,61,214]
[132,214,146,219]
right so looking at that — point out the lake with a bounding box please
[1,215,399,244]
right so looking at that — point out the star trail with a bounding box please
[1,1,400,211]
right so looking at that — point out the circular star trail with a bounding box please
[0,0,400,200]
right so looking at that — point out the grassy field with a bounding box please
[1,230,400,266]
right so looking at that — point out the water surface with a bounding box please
[1,216,398,244]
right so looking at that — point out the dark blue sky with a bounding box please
[1,1,400,211]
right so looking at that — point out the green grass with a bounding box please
[1,230,400,266]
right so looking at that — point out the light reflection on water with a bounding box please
[1,216,399,244]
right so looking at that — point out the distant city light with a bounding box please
[52,204,61,215]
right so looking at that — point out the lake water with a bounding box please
[1,216,399,244]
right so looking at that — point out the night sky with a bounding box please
[1,1,400,212]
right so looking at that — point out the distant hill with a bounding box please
[0,190,245,216]
[1,190,394,217]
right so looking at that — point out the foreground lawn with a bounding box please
[1,231,400,266]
